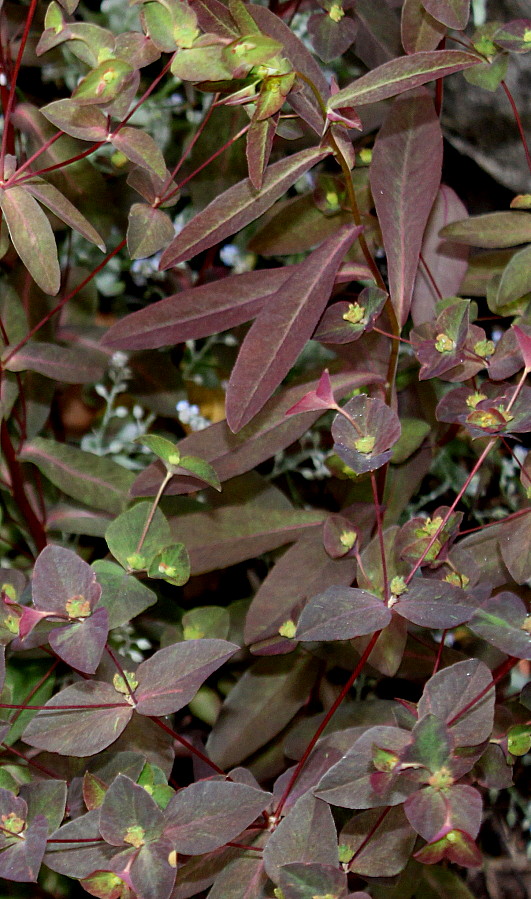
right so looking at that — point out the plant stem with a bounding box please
[272,629,381,821]
[150,716,226,776]
[447,656,518,728]
[370,471,389,602]
[0,421,47,553]
[135,470,173,555]
[501,80,531,177]
[0,0,38,173]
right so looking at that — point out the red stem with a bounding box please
[150,716,226,776]
[2,239,126,362]
[0,420,47,553]
[161,123,251,204]
[447,656,518,727]
[273,630,382,820]
[501,80,531,177]
[0,0,38,172]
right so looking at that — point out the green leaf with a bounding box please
[137,434,182,467]
[127,203,175,259]
[92,559,157,629]
[328,50,479,108]
[41,98,108,140]
[72,58,134,106]
[182,606,230,641]
[147,543,191,586]
[19,437,135,514]
[173,454,222,491]
[0,186,60,294]
[105,502,172,571]
[440,211,531,248]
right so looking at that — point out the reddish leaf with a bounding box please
[0,186,60,294]
[103,267,292,349]
[328,50,479,108]
[49,607,109,675]
[392,578,473,628]
[22,681,133,756]
[4,341,106,383]
[164,781,271,854]
[264,793,338,883]
[111,127,166,179]
[226,224,361,432]
[99,775,164,846]
[370,89,443,325]
[285,369,338,415]
[342,806,416,877]
[0,792,47,883]
[277,863,349,899]
[401,0,446,54]
[172,506,325,575]
[296,586,391,641]
[418,659,494,746]
[494,19,531,53]
[513,324,531,370]
[331,394,401,474]
[405,784,482,842]
[134,639,239,716]
[45,810,123,878]
[411,185,469,325]
[159,147,330,269]
[308,11,358,62]
[414,828,482,867]
[422,0,469,30]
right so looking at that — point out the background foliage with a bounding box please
[0,1,530,897]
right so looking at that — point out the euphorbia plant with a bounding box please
[0,1,530,897]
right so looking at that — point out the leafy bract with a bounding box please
[127,204,175,259]
[23,177,105,250]
[331,395,401,473]
[328,50,479,108]
[105,502,171,572]
[164,780,272,854]
[422,0,469,30]
[226,224,361,431]
[22,681,133,756]
[134,638,239,716]
[296,586,391,641]
[469,592,531,660]
[159,146,329,268]
[418,659,495,746]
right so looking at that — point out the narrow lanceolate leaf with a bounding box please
[328,50,479,108]
[103,267,293,349]
[159,146,329,269]
[23,178,105,250]
[246,116,278,190]
[4,342,106,383]
[127,203,175,259]
[421,0,469,31]
[134,639,239,716]
[19,437,135,514]
[370,89,443,325]
[226,224,361,432]
[0,186,60,294]
[439,211,531,247]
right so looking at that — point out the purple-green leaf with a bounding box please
[226,224,361,431]
[439,211,531,248]
[41,97,109,140]
[19,437,135,514]
[103,266,292,349]
[401,0,446,54]
[0,791,48,883]
[331,394,401,474]
[159,146,330,269]
[417,659,494,746]
[164,780,271,854]
[99,774,165,846]
[263,792,339,883]
[411,185,469,325]
[498,512,531,583]
[49,607,109,675]
[296,586,391,641]
[4,341,106,383]
[134,639,239,716]
[328,50,479,108]
[22,681,133,756]
[23,177,105,249]
[111,127,166,179]
[45,810,122,877]
[422,0,469,30]
[370,89,443,325]
[127,204,175,259]
[246,116,277,190]
[392,578,473,628]
[342,805,416,877]
[0,186,60,295]
[469,592,531,660]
